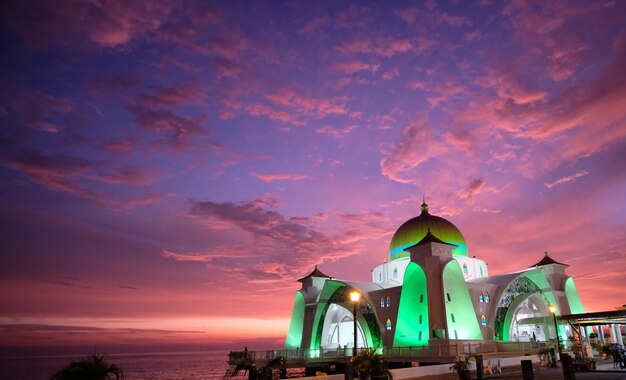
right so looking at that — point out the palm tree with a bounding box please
[50,352,124,380]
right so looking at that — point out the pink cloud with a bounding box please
[545,170,589,189]
[394,7,420,26]
[126,105,207,148]
[247,103,305,126]
[436,12,471,27]
[316,125,358,138]
[92,167,158,186]
[100,139,136,153]
[464,29,482,42]
[179,199,360,283]
[250,172,311,183]
[332,61,380,74]
[137,83,207,108]
[297,16,331,35]
[379,121,448,184]
[2,1,175,50]
[334,37,417,57]
[264,87,350,118]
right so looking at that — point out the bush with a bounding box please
[350,350,392,380]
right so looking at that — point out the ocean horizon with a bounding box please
[0,350,238,380]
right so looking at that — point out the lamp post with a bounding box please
[350,291,361,357]
[549,305,562,356]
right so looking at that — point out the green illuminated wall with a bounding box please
[565,277,585,314]
[443,261,483,340]
[394,262,429,346]
[309,280,343,351]
[285,291,305,349]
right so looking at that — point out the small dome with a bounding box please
[388,201,468,261]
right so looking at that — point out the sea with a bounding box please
[0,350,261,380]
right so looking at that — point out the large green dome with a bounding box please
[388,202,468,261]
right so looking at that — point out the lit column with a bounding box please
[350,291,361,357]
[548,305,562,356]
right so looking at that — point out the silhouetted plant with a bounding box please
[350,349,392,380]
[449,354,474,380]
[50,352,123,380]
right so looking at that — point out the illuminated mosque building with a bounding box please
[285,201,587,353]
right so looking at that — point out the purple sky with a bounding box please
[1,0,625,352]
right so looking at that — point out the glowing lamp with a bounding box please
[350,291,361,302]
[350,290,361,357]
[547,304,562,358]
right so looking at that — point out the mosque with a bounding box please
[284,201,586,353]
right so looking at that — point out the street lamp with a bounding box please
[548,305,562,356]
[350,291,361,357]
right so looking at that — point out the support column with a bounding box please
[609,324,616,344]
[598,326,605,344]
[613,324,624,346]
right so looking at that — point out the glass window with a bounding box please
[446,293,451,302]
[485,292,490,303]
[393,268,398,278]
[386,296,391,307]
[462,263,468,275]
[380,297,385,308]
[479,292,484,302]
[419,315,423,324]
[420,294,424,303]
[418,331,422,340]
[386,319,392,331]
[481,315,487,326]
[451,313,455,323]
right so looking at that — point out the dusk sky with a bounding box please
[1,0,625,353]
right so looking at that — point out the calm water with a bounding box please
[0,351,240,380]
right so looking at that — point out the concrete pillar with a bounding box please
[598,325,605,344]
[613,324,624,346]
[610,324,617,343]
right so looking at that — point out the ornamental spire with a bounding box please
[420,195,429,214]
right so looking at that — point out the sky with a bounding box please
[1,0,625,354]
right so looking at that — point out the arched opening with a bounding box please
[507,293,551,342]
[320,303,367,350]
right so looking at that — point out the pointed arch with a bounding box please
[443,260,483,340]
[393,262,429,346]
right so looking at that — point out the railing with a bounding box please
[228,341,544,364]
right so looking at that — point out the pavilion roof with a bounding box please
[528,252,568,268]
[297,265,331,282]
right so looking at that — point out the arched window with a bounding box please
[393,268,398,279]
[485,292,490,303]
[386,319,392,330]
[479,292,484,303]
[462,263,468,275]
[481,315,487,326]
[380,297,385,308]
[386,296,391,307]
